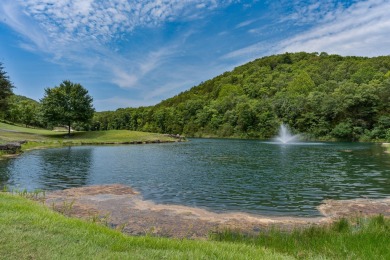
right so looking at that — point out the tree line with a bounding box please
[93,52,390,141]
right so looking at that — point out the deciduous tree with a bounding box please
[41,80,95,135]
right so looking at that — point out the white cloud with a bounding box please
[235,19,256,29]
[144,80,194,100]
[222,41,267,60]
[279,0,344,25]
[222,0,390,62]
[73,0,94,15]
[196,3,207,9]
[0,0,50,52]
[14,0,236,46]
[111,68,139,89]
[107,47,176,89]
[0,0,238,95]
[277,0,390,56]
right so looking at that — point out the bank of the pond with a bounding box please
[383,143,390,153]
[1,190,389,259]
[0,122,183,159]
[42,185,390,238]
[0,192,288,260]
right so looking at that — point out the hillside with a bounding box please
[95,52,390,141]
[5,95,41,128]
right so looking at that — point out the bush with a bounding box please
[331,122,353,140]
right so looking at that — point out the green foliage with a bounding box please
[93,52,390,141]
[331,122,353,140]
[6,95,42,128]
[0,63,14,118]
[41,80,95,135]
[287,71,315,94]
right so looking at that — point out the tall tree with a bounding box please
[41,80,95,135]
[18,100,40,128]
[0,63,14,118]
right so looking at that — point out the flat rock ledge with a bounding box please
[44,184,390,239]
[0,140,26,154]
[319,198,390,218]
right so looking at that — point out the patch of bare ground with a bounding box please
[44,184,390,239]
[319,197,390,218]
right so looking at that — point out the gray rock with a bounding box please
[0,142,22,153]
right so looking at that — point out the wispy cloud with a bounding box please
[94,96,159,110]
[111,68,139,89]
[279,0,345,25]
[277,0,390,56]
[0,1,50,52]
[0,0,237,92]
[108,45,179,89]
[144,80,194,100]
[16,0,236,46]
[223,0,390,62]
[235,19,257,29]
[221,41,269,60]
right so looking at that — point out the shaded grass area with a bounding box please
[0,122,178,154]
[0,122,59,136]
[0,193,289,260]
[210,216,390,259]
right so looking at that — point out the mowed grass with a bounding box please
[0,122,178,152]
[0,122,59,143]
[0,193,290,260]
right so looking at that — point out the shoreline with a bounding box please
[0,122,185,159]
[0,138,184,160]
[43,184,390,239]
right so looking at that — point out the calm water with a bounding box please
[1,139,389,216]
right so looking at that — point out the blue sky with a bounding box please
[1,0,389,111]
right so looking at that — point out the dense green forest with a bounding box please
[92,52,390,141]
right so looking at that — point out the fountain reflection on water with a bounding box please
[275,124,300,144]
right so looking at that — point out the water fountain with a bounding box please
[275,124,300,144]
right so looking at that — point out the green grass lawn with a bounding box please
[0,193,289,260]
[0,122,178,154]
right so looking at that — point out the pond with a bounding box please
[1,139,389,216]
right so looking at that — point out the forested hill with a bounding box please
[94,52,390,141]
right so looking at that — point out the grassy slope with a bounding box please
[0,193,289,260]
[0,122,178,152]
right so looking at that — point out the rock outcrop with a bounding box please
[0,141,26,154]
